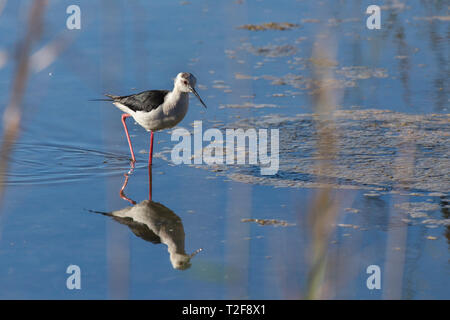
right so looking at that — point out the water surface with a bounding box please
[0,0,448,299]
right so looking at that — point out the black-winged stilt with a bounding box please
[90,199,202,270]
[90,165,203,270]
[95,72,207,166]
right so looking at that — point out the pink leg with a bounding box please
[148,131,154,166]
[121,114,136,164]
[148,165,152,201]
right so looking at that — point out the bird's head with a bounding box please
[169,248,202,270]
[174,72,207,108]
[169,252,192,270]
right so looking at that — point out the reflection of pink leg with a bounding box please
[148,131,154,166]
[121,114,136,164]
[148,165,152,201]
[119,166,136,205]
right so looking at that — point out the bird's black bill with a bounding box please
[189,248,203,259]
[190,87,207,109]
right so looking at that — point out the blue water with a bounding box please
[0,0,448,299]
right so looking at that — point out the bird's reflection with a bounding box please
[91,166,201,270]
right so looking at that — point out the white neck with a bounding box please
[162,86,188,113]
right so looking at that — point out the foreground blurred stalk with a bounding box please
[0,0,46,204]
[306,35,340,299]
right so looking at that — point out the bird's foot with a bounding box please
[127,160,136,174]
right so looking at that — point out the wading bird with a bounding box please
[91,199,202,270]
[96,72,207,166]
[89,166,202,270]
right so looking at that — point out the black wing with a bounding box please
[88,209,161,244]
[111,216,162,244]
[106,90,170,112]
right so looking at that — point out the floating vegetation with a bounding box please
[422,219,450,226]
[241,218,294,227]
[233,65,388,94]
[212,79,231,91]
[380,2,407,11]
[335,66,388,79]
[394,202,449,226]
[241,43,297,57]
[238,22,300,31]
[309,57,338,67]
[257,73,355,92]
[234,73,258,80]
[395,202,440,215]
[337,224,359,229]
[327,17,361,26]
[219,102,278,109]
[301,19,320,24]
[413,16,450,22]
[192,110,450,195]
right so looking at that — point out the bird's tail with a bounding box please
[88,94,119,102]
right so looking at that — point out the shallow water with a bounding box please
[0,0,448,299]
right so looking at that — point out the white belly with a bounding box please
[133,93,189,131]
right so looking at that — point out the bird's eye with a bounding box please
[183,81,188,85]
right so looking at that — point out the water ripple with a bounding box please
[3,142,149,185]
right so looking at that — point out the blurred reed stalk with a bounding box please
[0,0,6,17]
[0,0,46,205]
[223,1,253,299]
[100,1,130,299]
[305,36,341,300]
